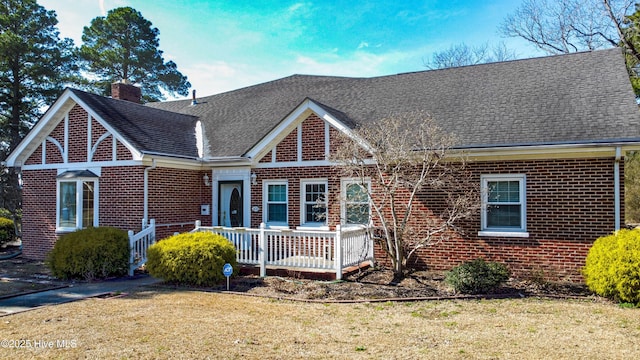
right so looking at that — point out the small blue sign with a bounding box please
[222,263,233,277]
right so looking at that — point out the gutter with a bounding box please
[614,147,622,231]
[143,159,157,225]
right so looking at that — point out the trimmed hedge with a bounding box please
[583,229,640,304]
[46,227,130,280]
[146,232,237,286]
[0,217,15,247]
[445,258,510,294]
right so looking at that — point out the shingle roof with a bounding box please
[69,89,200,158]
[147,48,640,157]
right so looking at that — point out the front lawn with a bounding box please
[1,288,638,359]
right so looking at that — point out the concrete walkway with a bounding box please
[0,275,160,316]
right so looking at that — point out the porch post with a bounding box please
[335,225,343,280]
[128,230,135,276]
[259,222,267,277]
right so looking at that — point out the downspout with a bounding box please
[143,159,157,226]
[614,147,621,231]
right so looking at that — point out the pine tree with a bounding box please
[79,7,190,102]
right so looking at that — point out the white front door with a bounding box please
[219,182,243,227]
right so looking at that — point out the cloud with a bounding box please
[357,42,369,50]
[99,0,106,15]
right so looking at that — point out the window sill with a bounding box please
[55,227,78,235]
[265,224,290,230]
[478,230,530,238]
[296,225,330,231]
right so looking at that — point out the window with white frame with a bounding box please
[301,180,327,226]
[57,170,99,231]
[480,174,527,236]
[264,181,288,226]
[341,179,371,225]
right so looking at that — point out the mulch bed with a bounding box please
[1,255,597,302]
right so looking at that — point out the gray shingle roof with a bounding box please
[69,89,200,158]
[146,48,640,157]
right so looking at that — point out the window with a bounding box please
[57,170,99,231]
[264,181,288,226]
[301,181,327,226]
[341,179,371,226]
[480,174,528,237]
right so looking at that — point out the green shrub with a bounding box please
[445,258,510,294]
[146,232,237,286]
[46,227,130,280]
[583,229,640,304]
[0,217,15,246]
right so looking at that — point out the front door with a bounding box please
[219,181,243,227]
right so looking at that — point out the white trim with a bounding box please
[263,179,289,228]
[480,174,527,234]
[5,89,144,166]
[63,113,69,163]
[45,136,64,160]
[246,99,362,163]
[340,178,372,226]
[324,122,330,160]
[22,160,142,171]
[41,140,46,164]
[614,146,621,230]
[56,176,100,232]
[112,136,117,161]
[86,113,92,161]
[300,179,328,226]
[297,124,302,162]
[211,167,252,227]
[478,231,530,238]
[89,132,112,162]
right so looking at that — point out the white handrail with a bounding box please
[128,219,156,276]
[193,222,373,279]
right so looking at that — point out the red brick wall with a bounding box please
[275,129,297,162]
[252,153,621,281]
[21,170,57,259]
[250,166,341,228]
[372,158,622,281]
[302,115,325,161]
[148,168,211,240]
[67,105,88,163]
[98,166,145,231]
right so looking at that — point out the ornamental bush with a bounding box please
[583,229,640,304]
[445,258,510,294]
[46,227,130,280]
[146,232,237,286]
[0,217,15,247]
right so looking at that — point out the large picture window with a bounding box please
[57,170,99,231]
[341,179,371,226]
[480,174,528,237]
[264,181,288,226]
[301,181,327,226]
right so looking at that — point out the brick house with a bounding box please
[6,48,640,280]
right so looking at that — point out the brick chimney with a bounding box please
[111,80,142,103]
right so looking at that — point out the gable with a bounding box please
[7,90,142,168]
[248,99,356,166]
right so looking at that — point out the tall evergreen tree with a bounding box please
[0,0,77,228]
[79,7,190,102]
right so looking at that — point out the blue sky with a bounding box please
[38,0,541,98]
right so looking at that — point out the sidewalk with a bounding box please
[0,275,160,316]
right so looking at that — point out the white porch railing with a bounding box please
[128,219,156,276]
[192,221,374,280]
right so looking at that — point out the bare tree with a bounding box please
[332,112,479,278]
[500,0,637,56]
[425,42,517,69]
